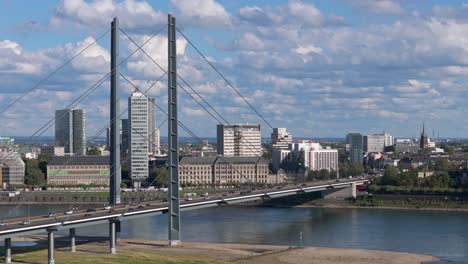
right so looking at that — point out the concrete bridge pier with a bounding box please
[351,182,357,199]
[4,238,11,264]
[47,228,57,264]
[109,220,117,254]
[70,228,76,252]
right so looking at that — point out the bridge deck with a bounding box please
[0,178,369,239]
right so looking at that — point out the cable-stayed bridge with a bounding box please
[0,15,369,264]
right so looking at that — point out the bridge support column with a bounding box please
[351,182,357,199]
[4,238,11,264]
[109,221,116,254]
[47,229,56,264]
[70,228,76,252]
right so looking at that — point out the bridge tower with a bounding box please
[110,17,121,205]
[168,13,181,245]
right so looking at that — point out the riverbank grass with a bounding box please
[6,248,229,264]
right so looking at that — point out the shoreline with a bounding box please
[11,236,440,264]
[295,201,468,212]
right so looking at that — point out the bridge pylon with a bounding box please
[168,13,180,245]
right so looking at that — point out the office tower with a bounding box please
[364,134,385,153]
[347,133,363,166]
[128,92,149,187]
[271,128,293,150]
[55,109,86,155]
[148,97,157,156]
[153,127,160,155]
[217,124,261,157]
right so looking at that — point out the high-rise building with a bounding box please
[148,97,157,156]
[128,92,149,187]
[217,124,261,157]
[55,109,86,155]
[153,127,160,155]
[271,128,293,150]
[347,133,363,166]
[121,119,129,158]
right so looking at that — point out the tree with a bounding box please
[148,167,169,187]
[87,147,101,155]
[318,169,330,180]
[381,166,399,185]
[339,161,349,178]
[24,159,45,186]
[434,159,450,172]
[348,163,363,176]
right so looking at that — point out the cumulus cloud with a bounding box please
[50,0,166,31]
[169,0,232,28]
[352,0,403,15]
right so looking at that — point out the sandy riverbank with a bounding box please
[9,236,439,264]
[295,199,468,212]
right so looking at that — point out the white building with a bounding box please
[272,140,338,172]
[271,128,293,150]
[128,92,149,187]
[364,134,386,153]
[152,127,160,155]
[217,124,261,157]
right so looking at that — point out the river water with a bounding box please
[1,205,467,264]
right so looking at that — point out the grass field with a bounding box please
[1,248,228,264]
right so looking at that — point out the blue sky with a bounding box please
[0,0,467,139]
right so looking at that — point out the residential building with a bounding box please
[217,124,261,157]
[179,156,269,185]
[128,92,149,187]
[55,109,86,155]
[347,133,363,166]
[47,156,109,186]
[271,128,292,150]
[1,156,25,185]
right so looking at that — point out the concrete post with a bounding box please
[70,228,76,252]
[109,221,116,254]
[351,182,357,198]
[48,231,55,264]
[4,238,11,264]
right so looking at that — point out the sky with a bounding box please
[0,0,467,139]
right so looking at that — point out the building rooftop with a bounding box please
[180,156,217,165]
[180,156,268,165]
[48,155,109,166]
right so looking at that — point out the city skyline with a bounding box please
[0,0,467,139]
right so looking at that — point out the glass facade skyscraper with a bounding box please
[55,109,86,155]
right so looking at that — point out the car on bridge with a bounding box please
[65,210,73,215]
[48,212,56,217]
[21,220,31,225]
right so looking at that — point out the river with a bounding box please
[1,205,467,264]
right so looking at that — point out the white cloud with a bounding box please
[169,0,232,28]
[50,0,165,30]
[352,0,403,15]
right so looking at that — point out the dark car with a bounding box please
[137,205,145,209]
[86,208,96,212]
[301,183,307,187]
[84,213,92,217]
